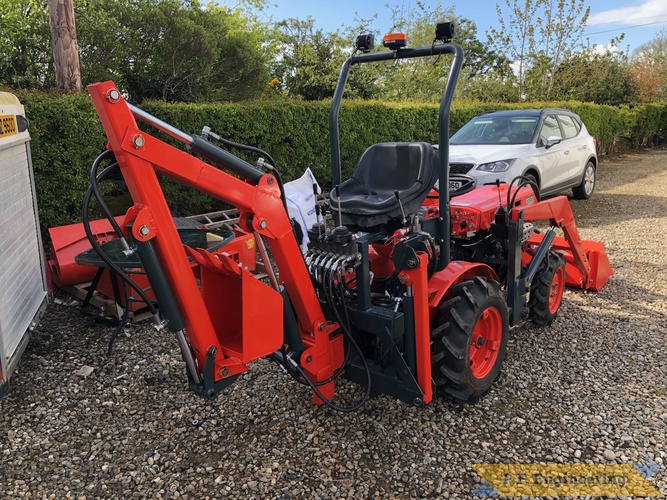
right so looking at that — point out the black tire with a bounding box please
[525,172,538,188]
[431,277,509,403]
[528,251,566,326]
[572,161,596,199]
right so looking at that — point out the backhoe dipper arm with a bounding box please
[88,81,343,395]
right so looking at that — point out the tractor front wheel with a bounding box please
[431,277,509,403]
[528,251,566,326]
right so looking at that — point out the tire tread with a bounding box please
[431,277,509,404]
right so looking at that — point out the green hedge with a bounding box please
[13,90,106,229]
[12,89,667,231]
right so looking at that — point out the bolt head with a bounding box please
[318,322,326,331]
[305,355,312,363]
[132,134,145,148]
[139,224,150,236]
[267,177,274,185]
[106,89,121,103]
[258,219,267,229]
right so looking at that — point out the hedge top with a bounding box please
[10,89,667,230]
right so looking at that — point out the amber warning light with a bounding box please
[382,33,407,50]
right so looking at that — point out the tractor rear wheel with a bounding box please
[431,277,509,403]
[528,251,566,326]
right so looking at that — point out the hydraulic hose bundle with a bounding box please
[82,150,160,352]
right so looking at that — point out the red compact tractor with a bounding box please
[82,25,613,410]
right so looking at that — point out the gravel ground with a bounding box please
[1,150,666,499]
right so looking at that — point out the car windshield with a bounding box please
[450,115,539,145]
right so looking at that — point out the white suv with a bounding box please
[448,109,597,199]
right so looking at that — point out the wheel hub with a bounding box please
[548,266,566,315]
[469,307,502,379]
[585,166,595,195]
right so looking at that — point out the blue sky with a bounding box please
[261,0,667,55]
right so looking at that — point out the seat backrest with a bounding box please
[351,142,434,195]
[329,142,438,229]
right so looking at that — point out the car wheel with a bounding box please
[524,172,539,195]
[572,161,595,200]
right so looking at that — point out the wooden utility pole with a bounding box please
[48,0,82,92]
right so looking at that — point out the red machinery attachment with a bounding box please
[49,216,258,315]
[48,216,125,287]
[442,184,614,292]
[86,81,344,401]
[185,246,283,363]
[519,196,614,291]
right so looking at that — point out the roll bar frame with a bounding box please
[328,42,464,270]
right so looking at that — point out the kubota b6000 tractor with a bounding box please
[81,24,613,411]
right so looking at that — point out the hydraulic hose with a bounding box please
[507,175,541,210]
[90,150,123,236]
[199,130,288,211]
[106,281,130,354]
[296,267,371,412]
[82,154,158,317]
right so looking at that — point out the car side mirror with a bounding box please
[545,136,562,148]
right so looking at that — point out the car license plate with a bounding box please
[449,180,462,190]
[0,115,17,138]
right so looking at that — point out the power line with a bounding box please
[589,14,667,25]
[584,19,667,36]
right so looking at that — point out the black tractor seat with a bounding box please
[330,142,438,228]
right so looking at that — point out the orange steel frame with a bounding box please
[88,81,345,398]
[514,196,613,291]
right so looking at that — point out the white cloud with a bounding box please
[588,0,667,26]
[589,43,620,55]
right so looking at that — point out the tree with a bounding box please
[551,47,638,105]
[373,3,509,102]
[0,0,54,89]
[631,29,667,102]
[48,0,82,92]
[489,0,589,100]
[531,0,590,99]
[488,0,543,100]
[271,3,510,103]
[74,0,271,102]
[459,67,518,102]
[0,0,272,102]
[272,17,349,100]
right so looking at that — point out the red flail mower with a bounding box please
[80,25,613,411]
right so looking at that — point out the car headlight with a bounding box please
[476,159,516,172]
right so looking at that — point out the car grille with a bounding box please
[449,163,474,174]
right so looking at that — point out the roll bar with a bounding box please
[329,41,464,270]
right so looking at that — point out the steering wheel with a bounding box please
[447,174,477,198]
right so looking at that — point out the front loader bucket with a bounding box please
[526,235,614,291]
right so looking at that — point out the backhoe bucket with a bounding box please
[526,235,614,291]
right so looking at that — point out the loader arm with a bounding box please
[512,196,614,291]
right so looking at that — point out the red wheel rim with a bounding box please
[469,307,502,379]
[548,266,565,315]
